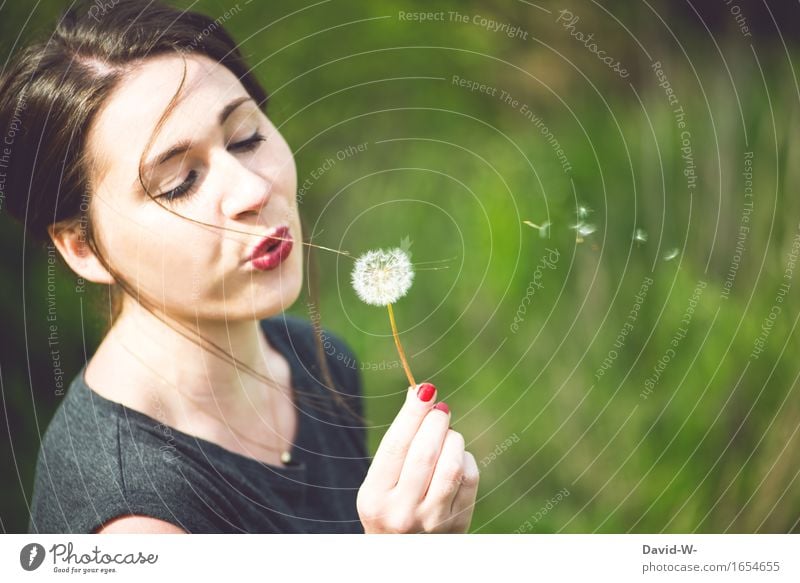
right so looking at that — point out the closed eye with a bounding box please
[227,130,267,153]
[157,131,267,203]
[158,169,198,203]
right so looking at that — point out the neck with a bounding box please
[104,301,283,408]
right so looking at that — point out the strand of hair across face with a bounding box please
[146,193,460,270]
[142,191,353,258]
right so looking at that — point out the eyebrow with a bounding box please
[140,95,254,177]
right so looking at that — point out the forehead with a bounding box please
[87,53,249,188]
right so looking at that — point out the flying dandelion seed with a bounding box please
[351,248,416,386]
[523,220,551,238]
[634,228,648,245]
[663,248,679,261]
[572,221,596,243]
[577,204,592,219]
[399,235,413,261]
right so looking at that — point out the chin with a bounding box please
[251,271,303,319]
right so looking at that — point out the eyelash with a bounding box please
[158,131,267,203]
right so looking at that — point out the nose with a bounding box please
[217,150,274,220]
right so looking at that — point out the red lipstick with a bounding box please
[248,225,293,271]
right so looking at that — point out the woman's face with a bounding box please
[85,53,302,322]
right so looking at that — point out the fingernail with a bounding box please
[416,383,436,402]
[433,402,450,414]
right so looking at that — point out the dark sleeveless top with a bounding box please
[28,315,369,533]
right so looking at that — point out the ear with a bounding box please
[48,222,115,285]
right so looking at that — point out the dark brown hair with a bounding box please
[0,0,362,423]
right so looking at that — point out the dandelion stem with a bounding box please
[386,303,416,388]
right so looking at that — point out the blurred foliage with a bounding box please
[1,0,798,533]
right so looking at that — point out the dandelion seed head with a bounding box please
[351,248,415,306]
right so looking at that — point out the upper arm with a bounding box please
[94,515,187,534]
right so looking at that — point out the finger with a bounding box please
[396,402,451,497]
[423,429,466,506]
[362,383,438,490]
[449,451,480,533]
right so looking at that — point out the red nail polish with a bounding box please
[434,402,450,414]
[417,383,436,402]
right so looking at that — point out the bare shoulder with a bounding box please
[95,515,187,534]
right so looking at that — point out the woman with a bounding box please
[1,0,479,533]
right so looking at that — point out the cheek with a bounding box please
[284,146,298,187]
[147,214,220,287]
[99,203,219,295]
[269,135,298,191]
